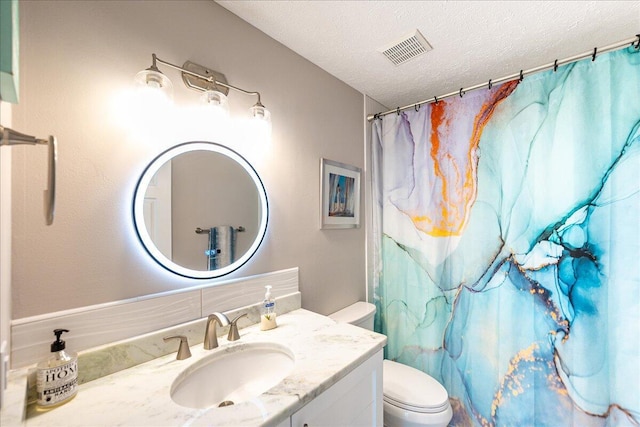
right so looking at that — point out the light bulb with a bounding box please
[249,103,271,122]
[200,90,230,120]
[134,68,173,100]
[248,103,272,142]
[240,103,272,147]
[118,68,175,141]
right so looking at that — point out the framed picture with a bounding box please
[320,158,361,229]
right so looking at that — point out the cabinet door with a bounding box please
[291,349,383,427]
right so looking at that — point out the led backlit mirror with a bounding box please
[133,141,268,279]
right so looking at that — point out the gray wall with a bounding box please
[11,1,365,319]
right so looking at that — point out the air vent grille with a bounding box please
[379,30,432,66]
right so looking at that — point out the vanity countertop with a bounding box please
[23,309,386,426]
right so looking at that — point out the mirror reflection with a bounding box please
[133,142,268,279]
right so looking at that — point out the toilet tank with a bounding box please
[329,301,376,331]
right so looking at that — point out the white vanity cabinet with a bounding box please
[290,349,383,427]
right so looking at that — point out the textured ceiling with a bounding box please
[216,1,640,110]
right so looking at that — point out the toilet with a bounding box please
[329,302,453,427]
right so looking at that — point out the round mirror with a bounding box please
[133,141,268,279]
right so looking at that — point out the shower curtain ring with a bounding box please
[488,79,492,90]
[459,88,464,98]
[433,96,438,104]
[415,104,420,112]
[592,47,597,61]
[519,70,524,82]
[553,59,559,72]
[635,34,640,49]
[396,107,400,116]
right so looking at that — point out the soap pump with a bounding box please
[36,329,78,410]
[260,285,277,331]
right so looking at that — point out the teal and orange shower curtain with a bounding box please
[372,46,640,426]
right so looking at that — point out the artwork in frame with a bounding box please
[320,158,361,229]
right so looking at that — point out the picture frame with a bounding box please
[320,158,361,229]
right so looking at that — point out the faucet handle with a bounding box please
[163,335,192,360]
[227,313,248,341]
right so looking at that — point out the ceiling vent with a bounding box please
[379,30,432,66]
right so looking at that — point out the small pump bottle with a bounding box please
[36,329,78,410]
[260,285,277,331]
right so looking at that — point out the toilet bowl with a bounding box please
[329,302,452,427]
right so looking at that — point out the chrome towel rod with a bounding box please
[195,226,245,234]
[0,126,57,225]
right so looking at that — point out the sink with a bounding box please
[170,342,295,409]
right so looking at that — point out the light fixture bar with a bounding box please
[152,54,263,105]
[137,53,272,140]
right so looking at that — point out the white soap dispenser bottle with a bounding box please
[36,329,78,410]
[260,285,277,331]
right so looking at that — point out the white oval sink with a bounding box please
[170,342,295,409]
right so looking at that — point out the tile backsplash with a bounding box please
[11,268,299,369]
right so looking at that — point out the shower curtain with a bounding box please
[372,46,640,426]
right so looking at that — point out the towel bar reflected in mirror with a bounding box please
[195,226,245,234]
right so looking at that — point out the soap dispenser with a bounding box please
[260,285,277,331]
[36,329,78,410]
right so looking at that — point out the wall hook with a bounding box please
[592,47,597,61]
[553,59,559,72]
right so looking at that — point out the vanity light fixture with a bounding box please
[136,54,271,138]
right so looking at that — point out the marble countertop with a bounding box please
[23,309,386,426]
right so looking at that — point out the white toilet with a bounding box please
[329,302,453,427]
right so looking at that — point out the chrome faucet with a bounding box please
[203,312,230,350]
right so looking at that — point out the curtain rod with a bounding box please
[367,34,640,122]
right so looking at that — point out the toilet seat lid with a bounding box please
[383,360,450,414]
